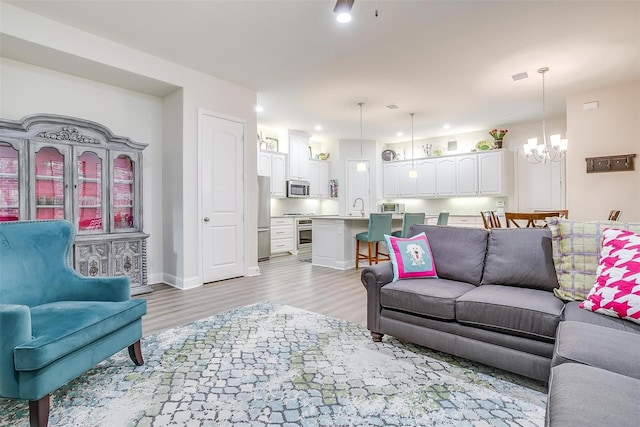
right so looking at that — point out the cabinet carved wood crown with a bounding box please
[0,114,150,295]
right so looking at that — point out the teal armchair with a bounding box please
[0,220,147,427]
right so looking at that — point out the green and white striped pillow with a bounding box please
[547,218,640,301]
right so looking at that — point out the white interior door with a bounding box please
[200,112,245,283]
[515,150,565,211]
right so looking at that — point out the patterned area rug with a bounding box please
[0,302,547,426]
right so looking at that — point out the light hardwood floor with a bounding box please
[136,253,369,336]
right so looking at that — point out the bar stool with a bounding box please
[437,211,449,226]
[355,213,392,268]
[391,212,426,238]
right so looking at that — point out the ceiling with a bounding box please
[5,0,640,143]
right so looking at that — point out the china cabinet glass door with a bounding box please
[0,143,20,222]
[76,150,106,233]
[34,146,67,220]
[112,154,136,231]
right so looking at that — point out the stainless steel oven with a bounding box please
[296,218,312,252]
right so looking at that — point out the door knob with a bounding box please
[204,217,210,222]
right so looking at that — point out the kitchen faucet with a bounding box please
[353,197,365,217]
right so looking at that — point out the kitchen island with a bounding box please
[310,215,406,270]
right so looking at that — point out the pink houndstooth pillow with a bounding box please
[580,228,640,324]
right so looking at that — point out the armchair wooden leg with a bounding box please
[371,332,384,342]
[128,340,144,366]
[29,394,50,427]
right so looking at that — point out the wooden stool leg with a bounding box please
[355,239,359,269]
[376,242,380,264]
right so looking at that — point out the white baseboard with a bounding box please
[161,273,201,290]
[246,265,261,276]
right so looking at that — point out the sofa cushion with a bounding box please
[380,278,476,320]
[408,225,488,286]
[546,363,640,427]
[547,217,640,302]
[580,228,640,324]
[384,232,438,281]
[481,228,559,291]
[14,299,147,371]
[562,302,640,334]
[552,321,640,379]
[456,285,564,341]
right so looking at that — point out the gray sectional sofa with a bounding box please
[361,224,640,427]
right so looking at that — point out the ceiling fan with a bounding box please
[334,0,355,23]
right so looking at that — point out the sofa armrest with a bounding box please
[0,304,32,397]
[59,270,131,302]
[361,262,394,333]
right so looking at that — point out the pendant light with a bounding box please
[356,102,367,172]
[408,113,417,178]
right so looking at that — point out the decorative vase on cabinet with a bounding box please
[0,114,150,295]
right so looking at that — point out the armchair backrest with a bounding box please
[0,220,78,307]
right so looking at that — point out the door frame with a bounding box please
[197,108,247,285]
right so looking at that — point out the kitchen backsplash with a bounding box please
[270,198,339,216]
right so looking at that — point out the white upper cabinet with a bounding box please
[416,158,437,197]
[288,132,309,181]
[478,150,504,195]
[257,150,271,177]
[456,154,479,196]
[381,150,506,199]
[308,159,330,198]
[399,162,418,196]
[257,150,287,197]
[435,157,456,196]
[270,153,287,197]
[383,162,400,198]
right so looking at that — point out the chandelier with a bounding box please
[523,67,568,164]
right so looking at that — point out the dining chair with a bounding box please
[355,213,393,268]
[480,210,502,229]
[436,211,449,226]
[608,210,622,221]
[391,212,426,238]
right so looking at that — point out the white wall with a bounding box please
[0,57,165,283]
[1,3,258,288]
[566,80,640,221]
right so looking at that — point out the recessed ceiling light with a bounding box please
[314,125,323,131]
[397,132,404,137]
[336,13,351,23]
[255,105,264,112]
[386,104,400,110]
[443,124,451,129]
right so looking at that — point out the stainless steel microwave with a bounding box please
[379,203,405,214]
[287,180,310,198]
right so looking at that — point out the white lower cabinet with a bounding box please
[449,216,481,228]
[270,217,294,254]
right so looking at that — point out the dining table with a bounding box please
[504,211,567,228]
